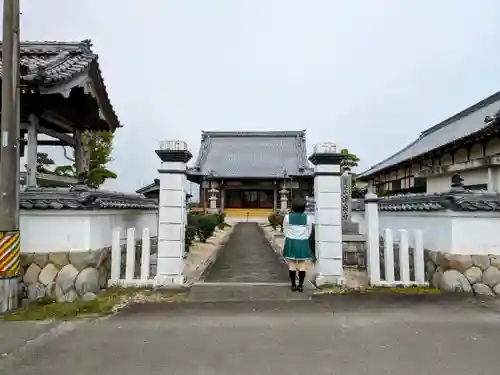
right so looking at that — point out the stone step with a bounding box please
[188,282,313,302]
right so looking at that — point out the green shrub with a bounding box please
[185,214,199,253]
[196,214,219,242]
[268,211,284,231]
[217,221,231,230]
[215,212,226,225]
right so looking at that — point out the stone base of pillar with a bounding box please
[314,274,346,287]
[207,208,219,214]
[154,274,185,286]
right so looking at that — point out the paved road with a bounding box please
[204,223,289,283]
[3,297,500,375]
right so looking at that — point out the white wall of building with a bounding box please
[352,210,500,255]
[20,209,158,253]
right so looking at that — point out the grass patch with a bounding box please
[0,287,185,322]
[314,284,441,295]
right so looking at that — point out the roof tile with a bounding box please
[352,190,500,212]
[0,40,120,130]
[20,187,157,210]
[189,130,312,178]
[359,92,500,178]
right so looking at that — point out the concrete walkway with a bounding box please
[204,223,289,283]
[3,297,500,375]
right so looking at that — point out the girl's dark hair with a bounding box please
[291,197,306,213]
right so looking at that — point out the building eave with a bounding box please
[358,113,500,181]
[358,92,500,180]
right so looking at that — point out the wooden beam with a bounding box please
[37,125,76,146]
[36,139,72,146]
[41,111,75,132]
[27,115,38,186]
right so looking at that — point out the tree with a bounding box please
[55,130,117,189]
[36,152,55,174]
[340,148,360,172]
[339,148,364,198]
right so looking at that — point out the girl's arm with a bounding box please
[282,213,288,234]
[307,214,313,236]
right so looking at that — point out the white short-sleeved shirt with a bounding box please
[283,213,313,240]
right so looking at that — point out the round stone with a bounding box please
[428,250,439,265]
[48,252,70,268]
[38,263,59,286]
[490,256,500,269]
[55,264,79,293]
[464,266,482,284]
[23,263,41,285]
[33,254,49,269]
[439,269,472,293]
[45,282,63,299]
[27,282,46,302]
[425,260,436,275]
[473,283,495,296]
[63,289,78,303]
[493,284,500,295]
[431,268,443,289]
[75,268,100,295]
[471,255,490,270]
[482,266,500,288]
[82,292,97,301]
[442,254,473,273]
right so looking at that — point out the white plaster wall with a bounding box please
[351,210,500,255]
[20,209,158,253]
[427,169,488,193]
[88,210,158,250]
[452,215,500,255]
[489,166,500,192]
[426,175,450,193]
[462,169,488,186]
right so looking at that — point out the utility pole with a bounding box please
[0,0,21,311]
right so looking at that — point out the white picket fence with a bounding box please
[367,228,426,287]
[108,227,156,287]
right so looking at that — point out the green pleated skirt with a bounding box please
[283,238,312,261]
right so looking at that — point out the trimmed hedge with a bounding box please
[185,212,227,252]
[268,211,284,231]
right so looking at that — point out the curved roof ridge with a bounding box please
[201,130,306,138]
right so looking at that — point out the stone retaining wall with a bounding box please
[19,237,158,304]
[425,251,500,296]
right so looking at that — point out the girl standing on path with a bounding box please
[282,197,313,292]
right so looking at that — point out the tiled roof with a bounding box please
[0,40,120,130]
[352,190,500,212]
[358,91,500,179]
[188,131,313,179]
[20,187,157,210]
[136,179,159,194]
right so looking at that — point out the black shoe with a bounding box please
[291,285,298,292]
[297,285,304,292]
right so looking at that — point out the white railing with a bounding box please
[367,228,426,287]
[109,227,155,287]
[364,192,428,287]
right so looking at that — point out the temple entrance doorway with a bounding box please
[225,189,274,209]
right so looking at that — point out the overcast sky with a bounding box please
[14,0,500,191]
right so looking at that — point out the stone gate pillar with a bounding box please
[309,142,345,286]
[155,140,192,285]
